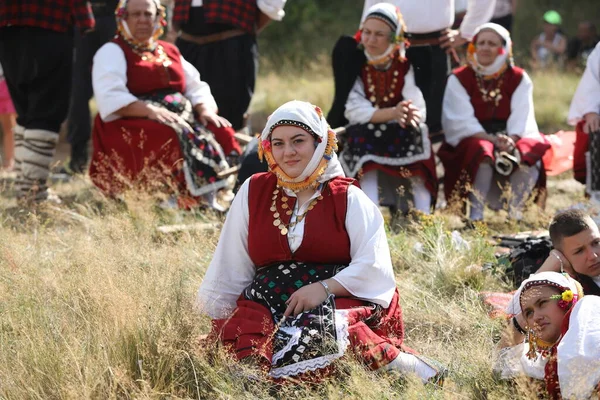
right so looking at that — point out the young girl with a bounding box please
[0,61,15,171]
[502,272,600,399]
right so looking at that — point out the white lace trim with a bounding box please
[269,310,350,379]
[182,160,229,196]
[339,128,432,177]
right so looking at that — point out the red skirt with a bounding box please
[362,148,438,200]
[89,116,239,197]
[438,136,551,205]
[211,289,410,377]
[573,120,589,185]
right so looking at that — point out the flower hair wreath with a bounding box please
[550,289,576,310]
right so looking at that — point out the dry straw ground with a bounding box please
[0,70,587,399]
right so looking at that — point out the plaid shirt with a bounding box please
[173,0,257,34]
[0,0,95,33]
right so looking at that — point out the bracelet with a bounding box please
[512,316,526,335]
[319,280,332,298]
[551,251,564,273]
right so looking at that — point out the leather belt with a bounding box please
[406,29,447,47]
[179,30,246,46]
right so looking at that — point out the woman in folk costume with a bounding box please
[501,272,600,399]
[438,23,550,221]
[339,4,437,215]
[197,101,444,382]
[90,0,241,209]
[569,43,600,207]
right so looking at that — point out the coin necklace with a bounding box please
[476,73,504,107]
[271,186,324,236]
[366,66,399,105]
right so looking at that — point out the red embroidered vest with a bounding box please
[453,65,524,124]
[360,56,410,109]
[248,173,355,268]
[112,37,186,97]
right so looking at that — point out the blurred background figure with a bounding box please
[567,21,599,70]
[0,0,95,203]
[60,0,119,177]
[0,61,16,171]
[530,10,567,69]
[490,0,517,33]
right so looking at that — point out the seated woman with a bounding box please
[569,42,600,205]
[499,272,600,399]
[90,0,241,209]
[339,4,437,215]
[438,23,550,221]
[197,100,443,382]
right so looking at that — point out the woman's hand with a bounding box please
[584,112,600,134]
[395,100,421,129]
[197,106,232,128]
[146,103,191,129]
[494,134,516,152]
[283,282,328,318]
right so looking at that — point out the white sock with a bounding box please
[381,352,438,383]
[360,169,379,206]
[508,164,539,219]
[469,163,493,220]
[410,177,431,214]
[18,129,59,199]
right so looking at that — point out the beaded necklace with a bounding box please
[270,186,324,236]
[366,65,399,105]
[475,72,504,107]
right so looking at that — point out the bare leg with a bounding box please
[0,113,16,170]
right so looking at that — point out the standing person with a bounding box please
[0,1,95,202]
[438,23,550,221]
[0,62,16,171]
[340,4,437,215]
[198,100,445,382]
[490,0,517,33]
[170,0,286,133]
[357,0,496,138]
[60,0,120,176]
[569,42,600,205]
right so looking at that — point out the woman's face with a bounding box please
[125,0,158,42]
[521,285,568,344]
[361,18,393,57]
[475,30,504,67]
[270,125,317,179]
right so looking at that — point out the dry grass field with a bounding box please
[0,69,589,399]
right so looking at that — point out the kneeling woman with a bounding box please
[503,272,600,399]
[438,23,550,221]
[197,101,441,381]
[339,4,437,215]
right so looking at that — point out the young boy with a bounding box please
[538,209,600,295]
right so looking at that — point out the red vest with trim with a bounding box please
[453,65,524,123]
[360,56,410,109]
[248,173,355,267]
[113,37,186,97]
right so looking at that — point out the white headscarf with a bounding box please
[361,3,407,63]
[505,271,582,316]
[116,0,167,51]
[259,100,345,191]
[468,23,513,77]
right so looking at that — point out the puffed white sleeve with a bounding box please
[568,43,600,125]
[557,296,600,400]
[257,0,286,21]
[344,77,377,125]
[441,74,485,147]
[181,56,218,113]
[507,71,540,139]
[196,178,255,319]
[92,43,139,122]
[459,0,497,40]
[402,64,427,122]
[330,185,396,308]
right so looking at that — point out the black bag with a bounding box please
[499,237,553,288]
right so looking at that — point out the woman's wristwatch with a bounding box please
[319,280,332,298]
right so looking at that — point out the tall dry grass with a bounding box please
[0,67,588,399]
